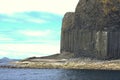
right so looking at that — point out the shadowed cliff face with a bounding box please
[60,12,75,54]
[61,0,120,59]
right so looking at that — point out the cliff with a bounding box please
[61,0,120,59]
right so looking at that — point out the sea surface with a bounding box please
[0,68,120,80]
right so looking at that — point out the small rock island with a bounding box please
[6,0,120,70]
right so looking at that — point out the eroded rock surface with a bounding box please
[60,0,120,59]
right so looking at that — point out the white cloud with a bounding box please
[0,51,9,56]
[1,18,18,23]
[0,43,60,59]
[18,30,52,37]
[0,0,79,15]
[0,13,48,24]
[27,18,46,24]
[0,35,14,41]
[0,37,13,41]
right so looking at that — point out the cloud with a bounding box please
[12,12,50,24]
[0,51,9,56]
[18,30,52,37]
[0,27,60,43]
[0,0,71,59]
[27,18,46,24]
[0,11,62,24]
[0,34,14,41]
[0,0,79,15]
[0,37,13,41]
[0,13,46,24]
[1,18,18,23]
[0,43,60,59]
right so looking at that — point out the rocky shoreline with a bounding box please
[1,58,120,70]
[1,53,120,70]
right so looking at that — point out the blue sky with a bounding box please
[0,0,79,59]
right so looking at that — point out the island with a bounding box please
[4,0,120,70]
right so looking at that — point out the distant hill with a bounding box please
[0,57,20,63]
[0,57,20,66]
[0,57,11,62]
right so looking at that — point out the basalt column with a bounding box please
[60,12,75,53]
[60,0,120,59]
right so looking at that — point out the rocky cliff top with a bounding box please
[62,12,75,32]
[75,0,120,31]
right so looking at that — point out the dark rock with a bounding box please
[60,12,75,53]
[60,0,120,59]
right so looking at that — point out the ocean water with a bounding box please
[0,68,120,80]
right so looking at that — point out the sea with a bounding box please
[0,68,120,80]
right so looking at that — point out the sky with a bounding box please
[0,0,79,59]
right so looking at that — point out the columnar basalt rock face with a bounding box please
[60,12,75,53]
[60,0,120,59]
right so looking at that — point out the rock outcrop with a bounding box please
[60,0,120,59]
